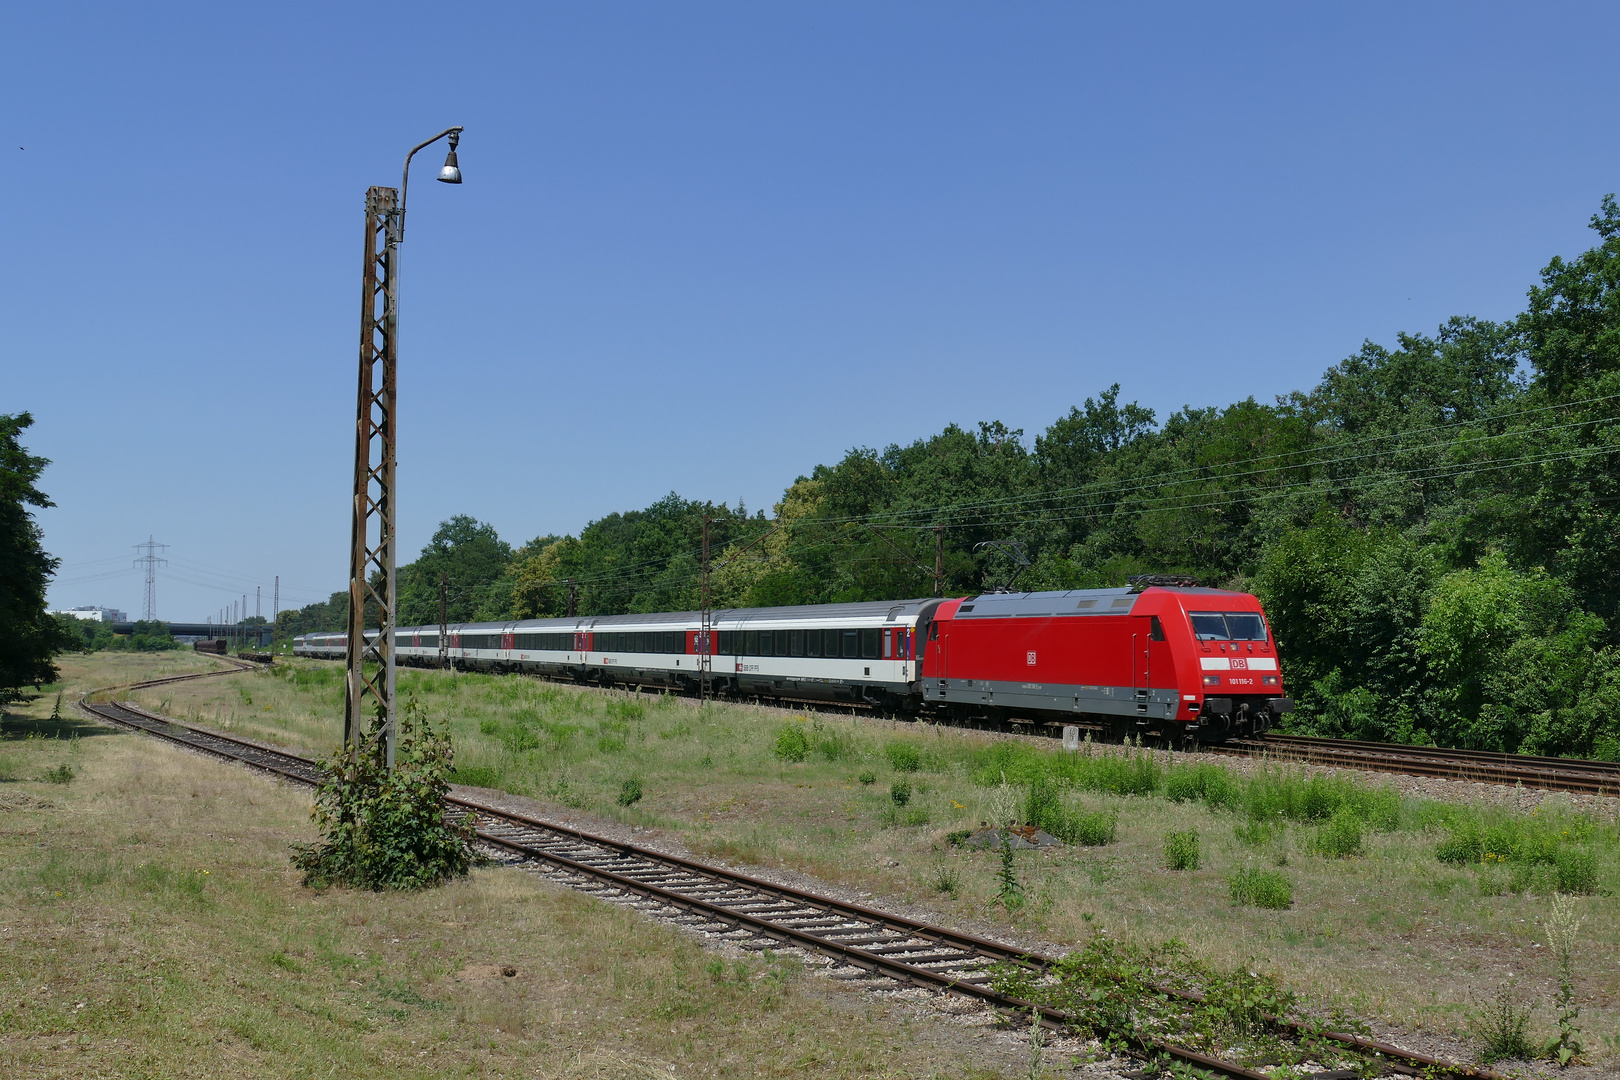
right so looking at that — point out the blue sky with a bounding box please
[7,2,1619,621]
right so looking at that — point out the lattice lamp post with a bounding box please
[345,127,464,767]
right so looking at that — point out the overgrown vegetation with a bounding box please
[991,932,1375,1072]
[291,696,475,891]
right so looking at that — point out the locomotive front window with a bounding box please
[1224,613,1267,641]
[1189,612,1268,641]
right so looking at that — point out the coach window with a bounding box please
[744,630,758,656]
[861,628,880,659]
[790,629,804,656]
[805,630,821,657]
[1149,616,1165,641]
[882,630,892,658]
[842,629,859,658]
[777,632,792,657]
[824,629,841,657]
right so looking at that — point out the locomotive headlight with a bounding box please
[1202,675,1220,686]
[1263,676,1278,685]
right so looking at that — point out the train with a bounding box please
[294,581,1291,743]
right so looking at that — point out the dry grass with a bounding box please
[119,657,1620,1064]
[0,655,1032,1078]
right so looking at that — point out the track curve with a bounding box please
[76,661,1503,1080]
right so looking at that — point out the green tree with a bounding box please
[0,413,70,697]
[397,516,514,625]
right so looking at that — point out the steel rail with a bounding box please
[77,669,1501,1080]
[1226,734,1620,797]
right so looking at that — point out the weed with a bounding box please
[1544,892,1584,1066]
[774,725,810,763]
[902,807,931,827]
[890,779,912,807]
[42,763,75,784]
[996,827,1025,910]
[50,691,62,721]
[886,742,921,772]
[616,778,644,807]
[857,770,877,785]
[1227,867,1292,909]
[478,718,499,736]
[267,951,302,972]
[930,862,962,899]
[1309,807,1364,859]
[1473,982,1536,1063]
[1164,829,1200,871]
[945,829,973,847]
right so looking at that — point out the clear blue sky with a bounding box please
[7,2,1618,621]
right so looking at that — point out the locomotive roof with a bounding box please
[951,585,1247,619]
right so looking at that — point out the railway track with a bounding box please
[1228,733,1620,798]
[77,661,1502,1080]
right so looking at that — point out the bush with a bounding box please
[1164,829,1200,870]
[42,764,75,784]
[291,696,475,891]
[1227,867,1293,909]
[857,770,877,785]
[890,779,912,807]
[886,742,921,772]
[1309,807,1364,858]
[774,725,810,762]
[616,778,643,807]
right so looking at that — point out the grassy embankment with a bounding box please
[0,653,1028,1079]
[129,656,1620,1063]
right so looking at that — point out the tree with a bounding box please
[0,413,69,698]
[397,516,514,626]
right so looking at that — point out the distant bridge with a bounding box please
[111,622,274,646]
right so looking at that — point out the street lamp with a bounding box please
[344,126,465,768]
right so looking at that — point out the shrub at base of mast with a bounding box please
[292,695,475,890]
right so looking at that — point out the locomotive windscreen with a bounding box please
[1189,612,1268,641]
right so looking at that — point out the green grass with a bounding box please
[117,656,1620,1060]
[1227,867,1293,909]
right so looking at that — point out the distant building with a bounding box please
[49,606,129,623]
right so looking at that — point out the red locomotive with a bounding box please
[919,580,1290,741]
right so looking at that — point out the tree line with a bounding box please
[269,198,1620,757]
